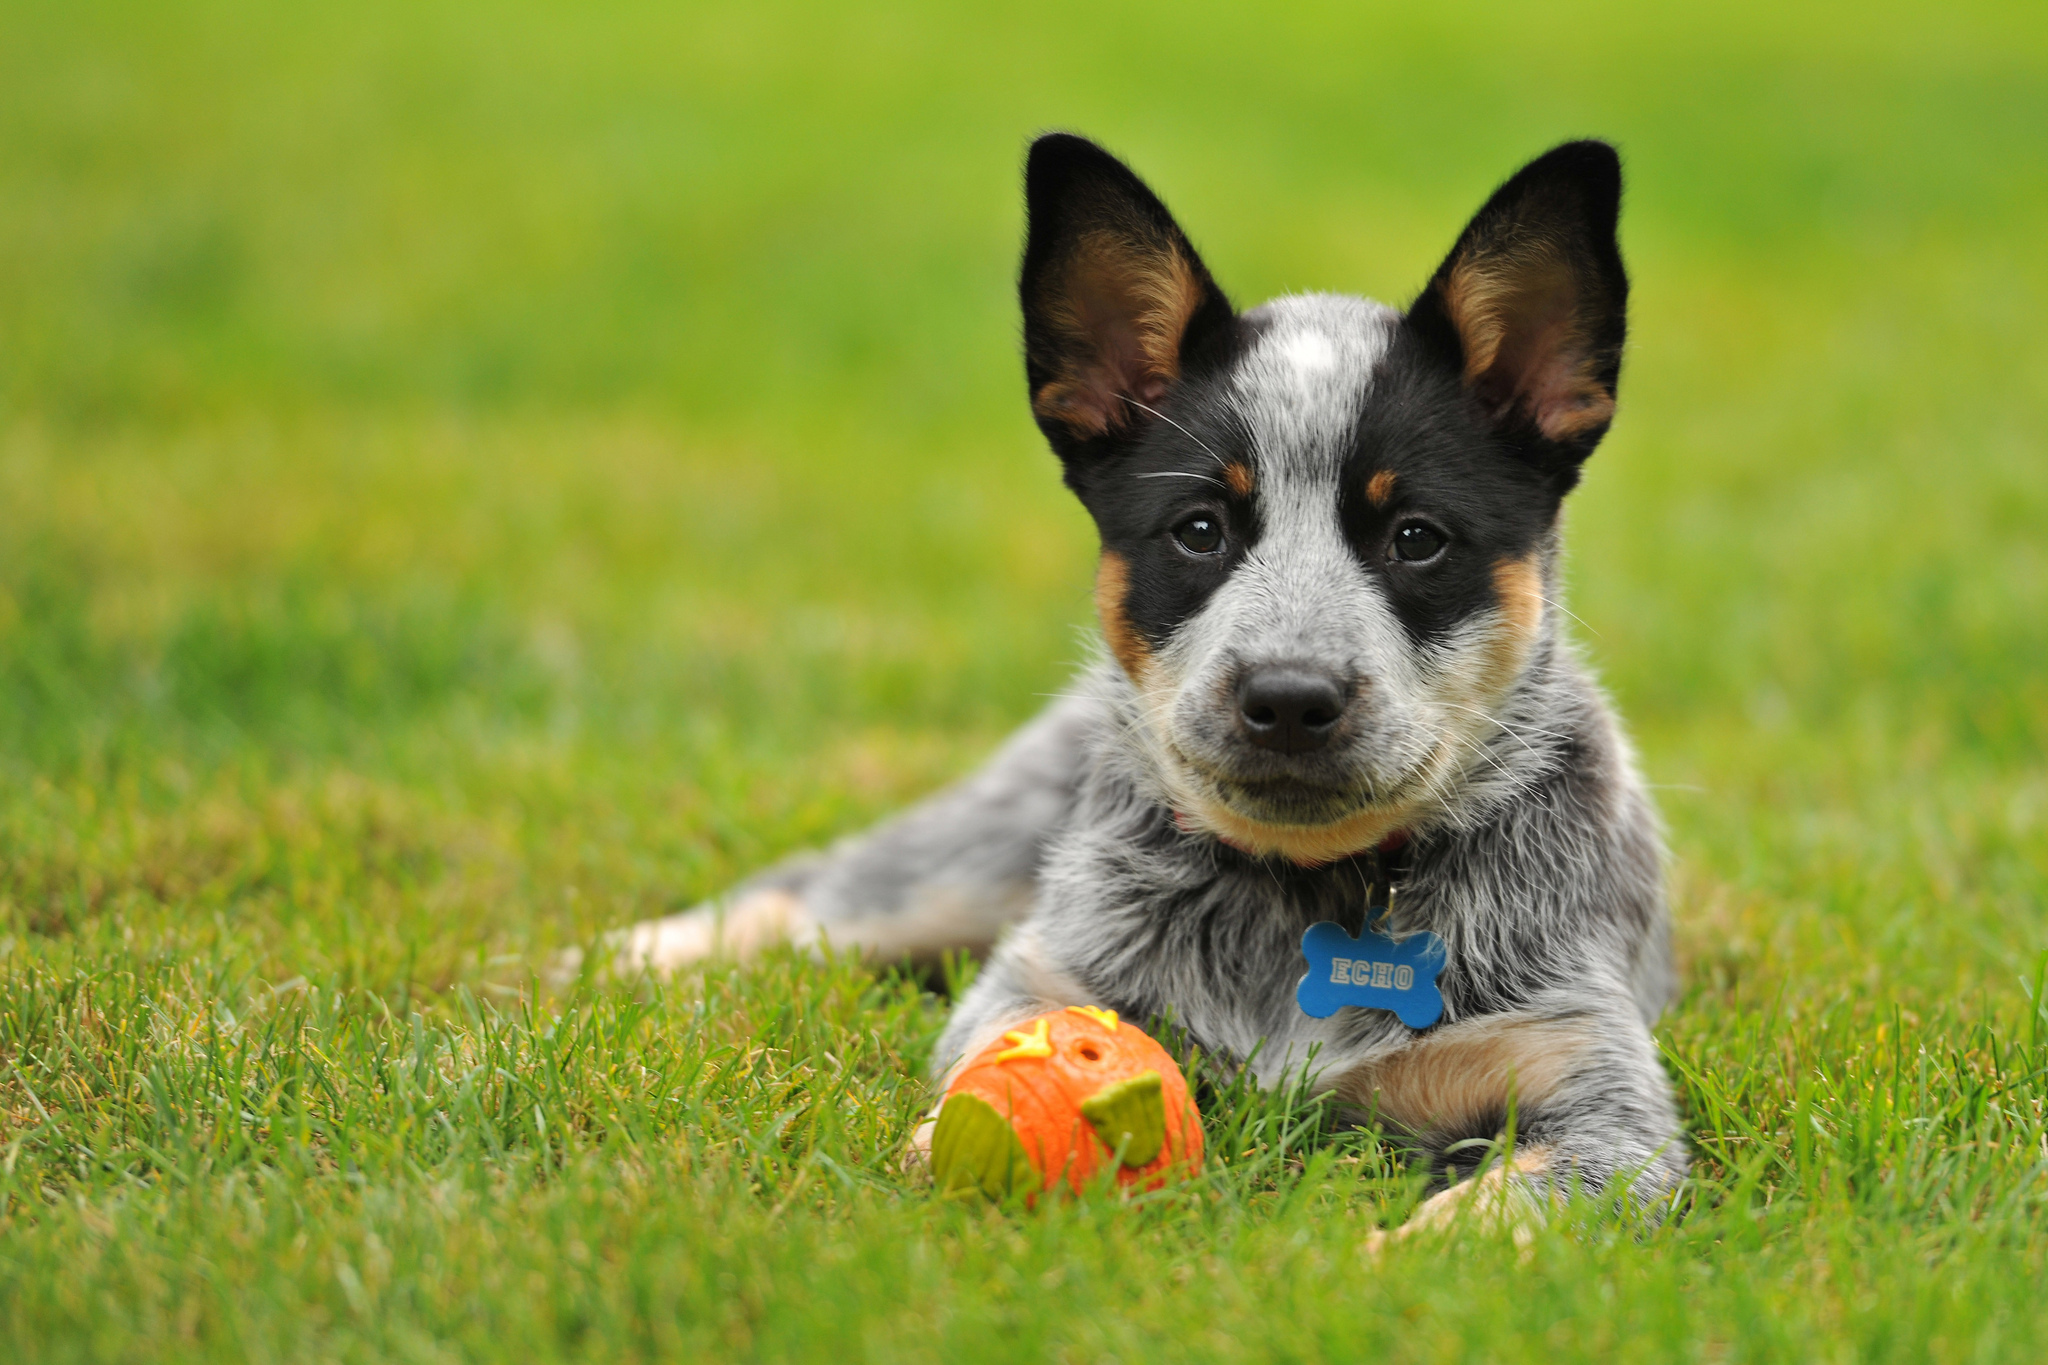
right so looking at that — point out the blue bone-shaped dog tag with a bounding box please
[1296,920,1447,1029]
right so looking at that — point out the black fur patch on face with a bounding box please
[1335,141,1631,649]
[1019,134,1236,460]
[1018,133,1253,663]
[1339,324,1561,647]
[1064,360,1266,656]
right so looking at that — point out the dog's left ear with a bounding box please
[1407,140,1628,488]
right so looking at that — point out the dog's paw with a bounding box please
[597,890,814,978]
[612,904,720,973]
[1361,1159,1548,1259]
[902,1117,937,1182]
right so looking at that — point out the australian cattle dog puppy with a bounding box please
[610,134,1687,1231]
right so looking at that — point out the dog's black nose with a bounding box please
[1237,667,1345,753]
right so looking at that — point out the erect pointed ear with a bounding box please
[1020,134,1234,456]
[1407,140,1629,484]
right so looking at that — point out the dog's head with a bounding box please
[1020,135,1628,864]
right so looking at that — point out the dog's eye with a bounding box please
[1392,523,1446,563]
[1173,515,1225,555]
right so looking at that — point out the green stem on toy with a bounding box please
[1079,1070,1166,1168]
[930,1092,1041,1199]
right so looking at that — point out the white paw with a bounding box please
[902,1117,937,1180]
[593,889,815,978]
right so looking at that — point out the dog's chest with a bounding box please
[1052,858,1422,1085]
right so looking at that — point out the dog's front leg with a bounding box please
[589,689,1101,977]
[901,919,1103,1169]
[1340,1005,1688,1248]
[927,920,1103,1080]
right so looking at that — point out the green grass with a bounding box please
[3,0,2046,1359]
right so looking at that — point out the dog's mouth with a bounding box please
[1133,688,1445,860]
[1158,747,1426,864]
[1171,746,1424,828]
[1210,775,1373,824]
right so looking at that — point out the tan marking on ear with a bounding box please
[1224,461,1255,499]
[1336,1017,1593,1138]
[1440,248,1614,444]
[1094,550,1153,682]
[1033,230,1204,437]
[1365,469,1396,508]
[1526,372,1614,441]
[1116,233,1203,380]
[1441,250,1552,382]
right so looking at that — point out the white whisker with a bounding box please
[1135,471,1229,489]
[1436,700,1570,753]
[1120,395,1233,472]
[1439,703,1541,758]
[1348,854,1372,908]
[1536,593,1600,639]
[1438,726,1522,788]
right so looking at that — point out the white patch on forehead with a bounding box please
[1232,294,1399,481]
[1278,329,1337,375]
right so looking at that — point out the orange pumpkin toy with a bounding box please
[930,1006,1204,1199]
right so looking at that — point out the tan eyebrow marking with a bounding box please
[1224,462,1255,498]
[1366,469,1397,507]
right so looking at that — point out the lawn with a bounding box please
[3,1,2046,1359]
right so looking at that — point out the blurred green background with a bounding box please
[4,2,2048,1358]
[6,0,2042,997]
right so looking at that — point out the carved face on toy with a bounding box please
[931,1007,1204,1199]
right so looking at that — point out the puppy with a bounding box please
[614,134,1686,1227]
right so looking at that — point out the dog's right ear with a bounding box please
[1020,134,1234,458]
